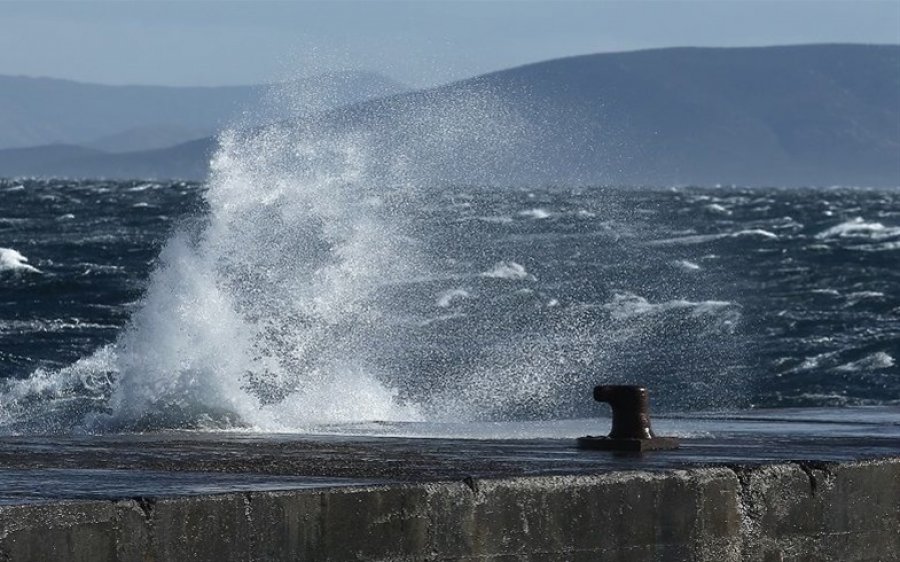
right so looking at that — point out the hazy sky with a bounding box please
[1,1,898,87]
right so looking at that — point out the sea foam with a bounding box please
[0,248,40,274]
[93,123,428,431]
[0,78,535,434]
[816,217,900,240]
[481,261,533,280]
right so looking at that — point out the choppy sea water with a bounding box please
[1,176,898,434]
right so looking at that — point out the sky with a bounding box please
[0,0,898,88]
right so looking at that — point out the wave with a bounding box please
[816,217,900,240]
[0,80,539,434]
[705,203,732,215]
[648,229,778,246]
[835,352,895,373]
[843,291,885,306]
[436,289,471,308]
[602,292,739,321]
[674,259,702,271]
[480,261,534,280]
[2,128,426,433]
[518,208,552,219]
[0,248,41,274]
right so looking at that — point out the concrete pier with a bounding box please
[0,410,897,561]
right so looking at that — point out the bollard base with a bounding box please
[576,435,680,452]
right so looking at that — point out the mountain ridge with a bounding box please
[0,71,408,150]
[1,45,898,186]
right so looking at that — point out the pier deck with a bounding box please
[0,408,897,561]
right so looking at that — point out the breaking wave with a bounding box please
[481,261,533,280]
[0,81,543,434]
[816,217,900,240]
[0,248,40,274]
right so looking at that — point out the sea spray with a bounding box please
[0,132,420,432]
[0,248,41,274]
[4,179,896,423]
[100,123,428,431]
[0,81,539,433]
[0,77,761,435]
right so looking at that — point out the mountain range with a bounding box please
[0,71,408,150]
[1,44,898,187]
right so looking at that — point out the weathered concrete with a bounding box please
[737,459,900,561]
[1,411,898,560]
[1,458,898,561]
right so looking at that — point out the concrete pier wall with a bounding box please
[1,458,897,561]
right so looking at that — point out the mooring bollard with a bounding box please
[577,385,680,451]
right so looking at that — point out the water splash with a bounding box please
[0,248,41,274]
[0,80,533,434]
[102,123,428,431]
[0,75,754,436]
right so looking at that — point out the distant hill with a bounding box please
[0,71,408,150]
[0,139,216,180]
[1,45,898,186]
[334,43,899,187]
[0,144,107,174]
[84,125,214,153]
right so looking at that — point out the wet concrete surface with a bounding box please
[0,408,896,502]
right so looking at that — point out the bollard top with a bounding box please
[593,385,648,404]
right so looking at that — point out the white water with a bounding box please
[0,81,534,434]
[816,217,900,240]
[103,124,433,431]
[0,248,40,274]
[481,261,533,280]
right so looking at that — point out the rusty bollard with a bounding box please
[576,385,679,451]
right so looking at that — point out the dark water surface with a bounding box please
[1,178,899,431]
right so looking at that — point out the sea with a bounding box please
[3,97,900,437]
[1,164,898,436]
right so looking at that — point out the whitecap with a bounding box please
[811,288,840,296]
[518,208,551,220]
[844,291,885,306]
[816,217,900,240]
[0,248,41,274]
[705,203,732,215]
[436,288,471,308]
[603,292,738,321]
[835,352,895,373]
[481,261,533,280]
[845,291,884,299]
[127,183,161,192]
[674,259,702,271]
[649,229,777,246]
[732,229,778,240]
[796,351,839,371]
[648,233,723,246]
[794,393,850,406]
